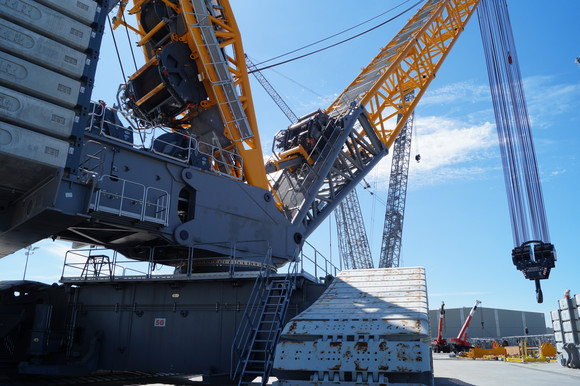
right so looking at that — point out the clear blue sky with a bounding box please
[2,1,578,326]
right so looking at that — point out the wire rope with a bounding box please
[478,0,550,246]
[122,11,139,72]
[249,0,425,73]
[253,0,423,67]
[107,15,127,83]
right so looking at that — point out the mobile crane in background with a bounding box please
[0,0,556,384]
[450,300,482,353]
[433,301,451,353]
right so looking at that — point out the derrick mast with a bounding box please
[379,92,415,268]
[116,0,268,188]
[335,188,374,270]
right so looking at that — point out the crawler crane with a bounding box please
[0,0,555,384]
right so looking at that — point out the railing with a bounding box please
[89,175,170,226]
[86,100,244,181]
[62,248,153,281]
[151,133,199,163]
[197,141,244,181]
[86,101,141,147]
[298,240,340,283]
[61,241,276,282]
[230,247,274,383]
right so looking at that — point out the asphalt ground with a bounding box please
[433,352,580,385]
[5,354,580,385]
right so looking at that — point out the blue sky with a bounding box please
[232,0,580,323]
[2,1,579,326]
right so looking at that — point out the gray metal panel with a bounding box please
[282,267,429,337]
[0,52,81,108]
[0,121,68,168]
[0,18,87,79]
[0,86,75,138]
[34,0,97,25]
[0,0,93,51]
[0,121,68,192]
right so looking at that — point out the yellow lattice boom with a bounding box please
[115,0,268,189]
[326,0,481,149]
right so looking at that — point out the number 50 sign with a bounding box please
[154,318,166,327]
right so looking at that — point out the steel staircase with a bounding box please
[231,249,299,385]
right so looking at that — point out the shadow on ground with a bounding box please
[435,377,476,386]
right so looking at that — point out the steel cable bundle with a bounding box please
[478,0,550,247]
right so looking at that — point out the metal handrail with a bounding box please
[90,175,170,226]
[299,240,340,282]
[230,247,273,381]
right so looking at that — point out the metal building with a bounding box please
[429,306,547,340]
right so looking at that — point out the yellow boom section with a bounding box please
[178,0,268,189]
[326,0,481,149]
[117,0,268,189]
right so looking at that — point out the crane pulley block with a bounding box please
[512,242,556,281]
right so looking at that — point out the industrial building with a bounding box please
[429,305,547,340]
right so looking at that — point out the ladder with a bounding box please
[180,0,253,140]
[231,250,298,385]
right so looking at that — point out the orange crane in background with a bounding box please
[450,300,482,353]
[434,301,451,353]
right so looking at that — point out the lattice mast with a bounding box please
[245,55,298,124]
[379,92,415,268]
[335,188,374,270]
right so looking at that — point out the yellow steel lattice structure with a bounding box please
[178,0,268,189]
[326,0,481,149]
[116,0,268,189]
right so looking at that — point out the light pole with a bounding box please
[23,245,39,280]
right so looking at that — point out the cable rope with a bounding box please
[253,0,422,67]
[248,0,425,74]
[107,15,127,83]
[106,14,151,146]
[270,68,323,98]
[478,0,550,247]
[122,11,139,72]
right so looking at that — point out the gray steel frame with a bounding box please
[335,188,374,270]
[379,93,415,268]
[272,106,387,239]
